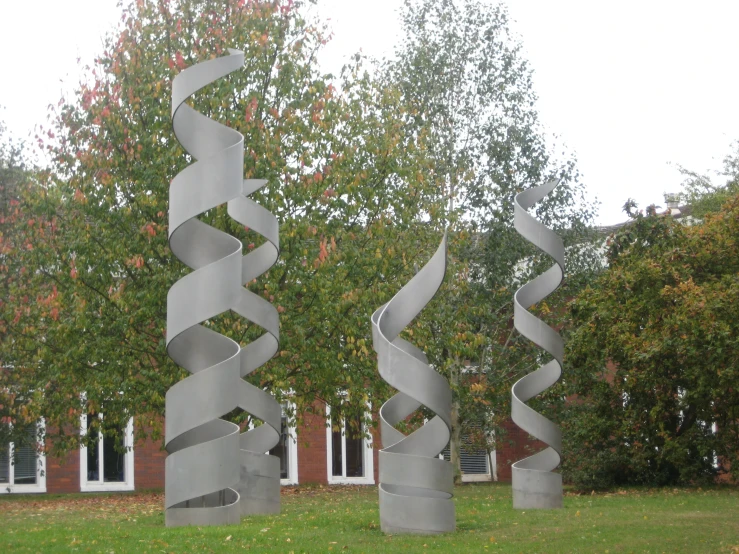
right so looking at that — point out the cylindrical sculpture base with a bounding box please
[165,489,241,527]
[512,469,563,509]
[379,486,455,535]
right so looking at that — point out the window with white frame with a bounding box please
[325,405,374,485]
[441,438,496,482]
[80,414,134,492]
[439,417,497,482]
[0,422,46,493]
[268,402,298,485]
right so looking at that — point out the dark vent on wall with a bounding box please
[442,435,490,475]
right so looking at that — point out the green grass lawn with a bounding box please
[1,483,738,553]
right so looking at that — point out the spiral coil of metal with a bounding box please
[371,233,455,535]
[228,179,280,516]
[166,49,280,526]
[510,179,565,509]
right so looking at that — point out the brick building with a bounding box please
[1,402,533,494]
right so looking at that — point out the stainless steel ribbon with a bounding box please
[228,178,281,515]
[511,180,564,509]
[166,48,280,525]
[371,233,455,535]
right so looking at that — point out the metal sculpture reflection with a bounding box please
[511,180,565,509]
[371,233,455,535]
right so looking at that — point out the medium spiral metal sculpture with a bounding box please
[511,180,565,509]
[166,49,280,526]
[371,233,455,535]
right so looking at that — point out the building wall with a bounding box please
[133,433,166,490]
[296,408,328,484]
[495,419,543,483]
[45,447,80,494]
[44,424,166,493]
[295,402,380,485]
[33,407,535,496]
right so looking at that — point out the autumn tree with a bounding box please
[384,0,600,479]
[562,196,739,489]
[677,141,739,218]
[0,119,27,362]
[0,119,37,448]
[2,0,445,455]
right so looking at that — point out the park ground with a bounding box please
[1,483,738,553]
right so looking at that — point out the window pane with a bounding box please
[268,416,289,479]
[460,448,489,474]
[13,425,38,485]
[331,427,343,477]
[103,427,126,482]
[0,444,9,484]
[345,415,364,478]
[86,415,100,482]
[441,433,489,475]
[13,444,38,485]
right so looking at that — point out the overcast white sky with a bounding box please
[2,0,738,225]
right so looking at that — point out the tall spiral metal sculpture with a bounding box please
[511,179,565,510]
[166,48,245,527]
[166,48,280,525]
[371,233,455,535]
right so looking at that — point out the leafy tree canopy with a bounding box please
[0,117,45,448]
[384,0,600,459]
[1,0,600,459]
[1,0,450,454]
[562,193,739,489]
[677,141,739,218]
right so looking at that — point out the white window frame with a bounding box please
[466,426,497,482]
[436,412,497,483]
[0,420,46,494]
[79,414,134,492]
[276,401,299,486]
[439,436,497,483]
[325,404,374,485]
[711,422,719,470]
[247,399,299,486]
[459,451,495,483]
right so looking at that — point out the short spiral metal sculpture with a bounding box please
[511,180,565,510]
[166,49,280,525]
[371,233,455,535]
